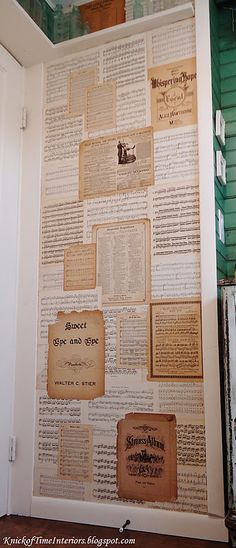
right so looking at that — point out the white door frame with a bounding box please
[0,44,23,516]
[8,63,43,517]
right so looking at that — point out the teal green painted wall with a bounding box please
[210,0,227,280]
[211,4,236,278]
[219,9,236,277]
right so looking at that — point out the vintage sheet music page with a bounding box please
[154,126,199,183]
[83,190,148,243]
[58,423,93,482]
[117,412,177,502]
[149,180,200,257]
[151,254,201,300]
[103,304,149,378]
[68,68,98,117]
[150,299,203,381]
[48,310,105,399]
[86,81,117,133]
[64,243,96,291]
[40,200,83,265]
[34,390,83,467]
[148,58,197,132]
[101,34,146,89]
[116,311,150,369]
[41,160,79,204]
[45,51,100,107]
[147,18,196,67]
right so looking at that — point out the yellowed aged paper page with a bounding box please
[64,243,96,291]
[79,127,154,200]
[117,412,177,502]
[86,82,116,133]
[80,0,125,33]
[93,219,150,306]
[68,68,98,116]
[116,311,150,369]
[149,299,203,382]
[148,57,197,132]
[48,310,105,399]
[58,423,93,482]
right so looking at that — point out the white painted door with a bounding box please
[0,45,23,516]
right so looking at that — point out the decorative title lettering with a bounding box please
[65,322,87,330]
[125,435,165,451]
[151,71,197,89]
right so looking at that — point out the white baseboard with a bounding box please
[31,497,228,542]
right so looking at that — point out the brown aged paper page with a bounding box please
[48,310,105,399]
[149,299,203,382]
[64,243,96,291]
[68,68,98,116]
[116,311,150,369]
[92,219,150,306]
[148,57,197,132]
[79,127,154,200]
[117,412,177,502]
[86,81,116,133]
[58,423,93,482]
[80,0,125,34]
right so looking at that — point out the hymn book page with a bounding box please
[93,219,150,306]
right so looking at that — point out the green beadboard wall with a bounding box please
[210,5,228,511]
[220,8,236,277]
[211,2,236,279]
[210,0,227,281]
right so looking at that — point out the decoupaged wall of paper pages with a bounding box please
[34,12,208,513]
